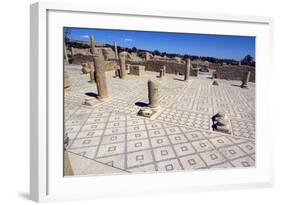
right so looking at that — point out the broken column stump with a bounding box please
[119,51,127,79]
[212,80,219,86]
[114,42,118,59]
[90,35,95,55]
[89,70,96,83]
[148,80,160,109]
[159,69,164,79]
[241,71,251,88]
[145,52,150,61]
[115,68,121,78]
[212,71,218,79]
[211,112,232,134]
[83,51,110,106]
[195,68,199,77]
[162,65,166,76]
[137,80,161,118]
[93,50,109,100]
[184,58,191,81]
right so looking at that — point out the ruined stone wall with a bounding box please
[68,47,116,64]
[70,54,93,64]
[211,64,256,82]
[67,47,92,56]
[127,60,197,76]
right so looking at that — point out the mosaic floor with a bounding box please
[64,64,255,176]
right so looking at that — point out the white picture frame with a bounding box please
[30,1,274,202]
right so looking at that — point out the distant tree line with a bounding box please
[115,46,255,67]
[66,41,90,49]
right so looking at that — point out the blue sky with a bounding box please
[65,27,255,61]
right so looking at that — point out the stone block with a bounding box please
[129,65,145,76]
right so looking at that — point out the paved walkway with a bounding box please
[64,64,255,176]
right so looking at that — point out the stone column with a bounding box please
[159,69,164,79]
[148,80,160,109]
[70,47,74,60]
[145,52,150,61]
[114,66,120,78]
[114,42,118,59]
[89,70,95,83]
[102,49,109,61]
[195,68,199,77]
[162,65,166,76]
[241,71,251,88]
[90,35,95,55]
[184,59,191,81]
[93,51,109,99]
[119,52,127,79]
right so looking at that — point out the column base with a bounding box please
[97,96,111,102]
[83,96,110,107]
[137,107,162,119]
[241,84,249,89]
[148,104,161,110]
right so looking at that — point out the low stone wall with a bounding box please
[212,64,255,82]
[69,54,93,64]
[127,60,197,76]
[68,55,117,72]
[68,47,116,64]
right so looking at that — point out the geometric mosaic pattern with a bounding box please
[64,64,255,175]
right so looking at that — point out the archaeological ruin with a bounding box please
[63,32,256,176]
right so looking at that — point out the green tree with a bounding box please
[131,47,138,53]
[241,55,255,66]
[153,50,161,56]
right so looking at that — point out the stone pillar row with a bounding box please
[93,51,162,108]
